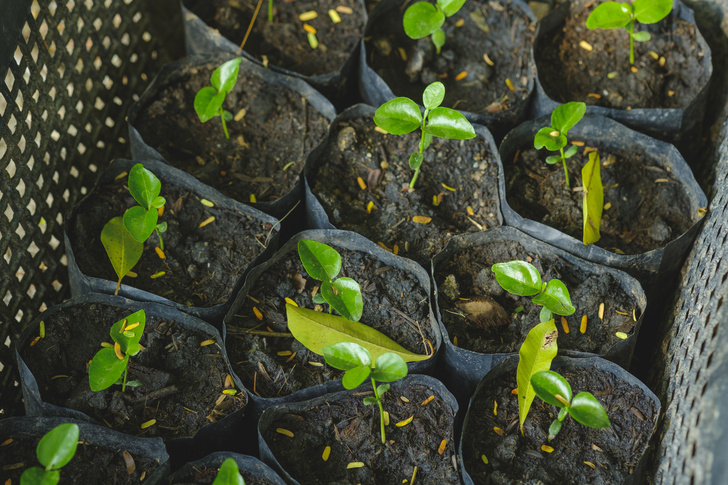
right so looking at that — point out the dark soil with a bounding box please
[185,0,365,77]
[0,431,162,484]
[505,145,695,254]
[461,363,658,484]
[70,170,274,308]
[308,112,501,267]
[171,465,277,485]
[19,302,247,440]
[434,238,640,355]
[132,59,331,204]
[226,243,435,399]
[366,0,534,115]
[261,382,459,484]
[536,1,710,110]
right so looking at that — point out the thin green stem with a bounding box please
[627,20,635,65]
[372,378,386,444]
[220,108,230,139]
[268,0,273,22]
[409,111,429,189]
[156,229,164,251]
[122,363,128,392]
[559,148,570,188]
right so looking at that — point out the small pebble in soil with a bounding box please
[648,217,671,243]
[337,126,356,151]
[493,434,518,462]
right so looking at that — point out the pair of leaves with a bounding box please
[403,0,466,49]
[582,151,604,245]
[586,0,672,30]
[516,319,558,433]
[491,260,576,317]
[212,458,244,485]
[89,310,146,392]
[534,102,586,152]
[123,163,166,244]
[322,341,408,390]
[194,57,242,123]
[20,423,79,485]
[298,240,363,321]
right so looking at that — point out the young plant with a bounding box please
[531,370,611,441]
[89,309,145,393]
[586,0,672,65]
[533,101,586,188]
[491,260,575,323]
[403,0,467,54]
[20,423,79,485]
[298,239,363,321]
[194,57,242,139]
[322,341,408,444]
[123,163,167,250]
[516,319,558,433]
[373,81,476,189]
[213,457,245,485]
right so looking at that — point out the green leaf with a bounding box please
[377,383,391,396]
[551,102,586,135]
[151,196,166,209]
[123,206,158,243]
[312,293,326,305]
[532,279,576,316]
[563,144,579,158]
[432,28,446,51]
[287,305,429,363]
[409,152,424,170]
[585,2,632,29]
[437,0,467,17]
[531,370,573,408]
[322,342,372,370]
[21,467,57,485]
[298,239,342,282]
[548,419,562,441]
[545,155,562,165]
[110,309,146,355]
[36,423,79,471]
[633,0,672,23]
[101,217,143,293]
[403,2,445,39]
[569,392,611,428]
[422,132,433,151]
[194,87,224,123]
[534,126,567,152]
[582,151,603,245]
[632,30,651,42]
[491,260,542,296]
[212,457,244,485]
[363,396,377,405]
[128,163,162,209]
[89,348,128,392]
[211,57,242,94]
[539,307,553,323]
[321,277,363,321]
[517,320,558,432]
[422,82,445,110]
[342,365,372,389]
[156,221,167,233]
[371,353,408,382]
[222,110,233,121]
[425,107,476,140]
[374,97,422,134]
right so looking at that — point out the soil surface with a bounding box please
[185,0,365,77]
[536,1,710,110]
[171,465,277,485]
[505,145,696,254]
[133,59,331,204]
[308,112,501,268]
[261,382,459,484]
[0,431,162,484]
[20,302,247,440]
[226,243,435,399]
[70,169,274,308]
[434,238,640,355]
[366,0,534,115]
[461,363,658,484]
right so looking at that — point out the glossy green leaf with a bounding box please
[548,419,562,441]
[36,423,79,471]
[89,348,128,392]
[374,97,422,134]
[569,392,611,428]
[532,279,576,316]
[194,86,223,123]
[322,342,372,370]
[212,457,244,485]
[409,152,424,170]
[632,30,651,42]
[151,196,166,209]
[321,277,363,321]
[425,107,476,140]
[422,132,433,151]
[422,82,445,110]
[534,126,567,152]
[156,221,167,233]
[371,353,408,382]
[377,383,391,396]
[539,307,553,323]
[211,57,242,94]
[287,305,429,363]
[101,217,143,294]
[437,0,467,17]
[432,28,446,51]
[582,151,603,245]
[403,2,445,39]
[123,206,157,243]
[563,144,579,158]
[492,260,542,296]
[128,163,161,210]
[585,2,632,29]
[363,396,377,405]
[312,293,326,305]
[551,102,586,136]
[110,309,146,355]
[20,466,56,485]
[545,154,562,165]
[517,320,558,432]
[633,0,672,23]
[298,239,342,282]
[344,365,372,389]
[531,370,573,408]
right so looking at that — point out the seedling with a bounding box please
[194,57,242,139]
[322,341,408,444]
[516,320,558,433]
[403,0,467,53]
[89,309,146,392]
[374,81,475,189]
[213,457,245,485]
[586,0,672,65]
[491,260,575,323]
[20,423,79,485]
[298,239,363,321]
[531,369,611,441]
[534,102,586,188]
[123,163,167,250]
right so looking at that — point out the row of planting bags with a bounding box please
[4,0,712,483]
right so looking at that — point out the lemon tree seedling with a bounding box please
[123,163,167,250]
[213,457,245,485]
[534,102,586,189]
[89,309,146,393]
[20,423,79,485]
[194,57,242,139]
[403,0,468,53]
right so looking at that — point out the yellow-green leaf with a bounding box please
[517,319,558,433]
[101,216,143,294]
[582,151,603,245]
[286,305,429,363]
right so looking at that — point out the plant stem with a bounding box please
[156,229,164,251]
[220,108,230,139]
[627,20,635,65]
[238,0,265,54]
[122,364,128,392]
[372,377,386,444]
[559,148,570,188]
[409,112,429,189]
[268,0,273,22]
